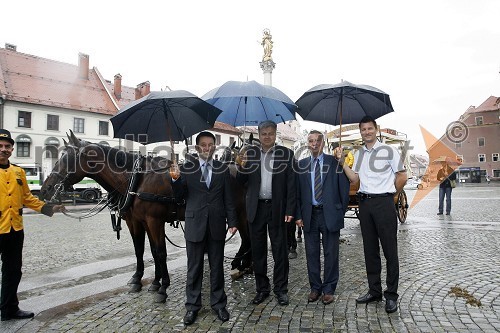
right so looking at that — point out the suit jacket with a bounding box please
[295,154,350,233]
[237,145,296,224]
[172,158,237,242]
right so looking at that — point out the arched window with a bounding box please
[15,134,32,157]
[44,137,60,159]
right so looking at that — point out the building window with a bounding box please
[478,137,485,147]
[45,145,59,158]
[229,137,235,146]
[478,154,486,162]
[186,137,192,145]
[475,116,483,125]
[18,111,32,128]
[74,118,85,133]
[47,114,59,130]
[17,142,30,157]
[493,153,499,162]
[494,169,500,177]
[215,134,221,145]
[456,155,463,163]
[99,121,109,135]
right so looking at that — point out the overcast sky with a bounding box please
[2,0,499,154]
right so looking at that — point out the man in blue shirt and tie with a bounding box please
[295,130,350,304]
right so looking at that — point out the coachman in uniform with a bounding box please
[0,129,64,321]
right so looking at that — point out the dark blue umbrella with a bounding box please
[110,90,222,145]
[202,80,296,127]
[296,81,394,127]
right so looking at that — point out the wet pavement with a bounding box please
[1,183,499,332]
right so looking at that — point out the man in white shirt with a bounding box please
[334,116,407,314]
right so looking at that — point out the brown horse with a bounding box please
[41,131,253,302]
[41,131,183,303]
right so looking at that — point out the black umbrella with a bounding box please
[296,81,395,142]
[110,90,222,145]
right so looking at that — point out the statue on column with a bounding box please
[261,29,273,62]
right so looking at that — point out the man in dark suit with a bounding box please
[295,130,350,305]
[171,131,237,325]
[237,120,296,306]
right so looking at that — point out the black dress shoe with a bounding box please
[276,292,289,306]
[252,292,270,304]
[385,299,398,313]
[1,309,35,321]
[356,293,382,304]
[183,310,198,325]
[214,307,229,322]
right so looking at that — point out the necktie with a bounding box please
[314,158,322,203]
[202,162,210,188]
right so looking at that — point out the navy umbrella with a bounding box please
[296,81,394,129]
[110,90,222,145]
[202,80,296,127]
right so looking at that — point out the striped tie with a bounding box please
[314,158,322,202]
[202,163,210,188]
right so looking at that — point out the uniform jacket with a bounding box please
[0,163,52,234]
[295,154,350,233]
[172,158,237,242]
[237,145,296,224]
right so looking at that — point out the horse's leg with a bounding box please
[231,210,252,280]
[126,218,145,292]
[147,219,169,303]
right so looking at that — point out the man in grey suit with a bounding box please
[171,131,238,325]
[295,130,350,304]
[237,120,296,306]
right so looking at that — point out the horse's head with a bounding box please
[40,130,118,201]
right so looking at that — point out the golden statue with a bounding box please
[261,29,273,61]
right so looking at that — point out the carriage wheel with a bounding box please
[396,190,408,223]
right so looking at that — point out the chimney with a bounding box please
[5,43,17,51]
[139,81,151,96]
[114,74,122,99]
[78,52,89,80]
[136,81,151,99]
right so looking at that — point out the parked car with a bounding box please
[404,178,425,190]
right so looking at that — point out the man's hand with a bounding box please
[228,227,238,235]
[295,219,304,228]
[333,147,344,163]
[285,215,293,223]
[52,205,65,213]
[170,164,180,180]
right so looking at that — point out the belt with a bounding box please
[312,204,323,210]
[258,199,272,204]
[357,192,393,200]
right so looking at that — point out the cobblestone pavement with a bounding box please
[1,184,499,332]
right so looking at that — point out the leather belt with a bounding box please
[258,199,272,204]
[312,204,323,209]
[357,192,393,200]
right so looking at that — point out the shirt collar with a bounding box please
[0,162,10,169]
[260,145,275,154]
[199,157,212,167]
[310,153,324,163]
[363,139,382,152]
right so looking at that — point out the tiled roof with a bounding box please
[0,47,132,115]
[471,96,500,112]
[212,121,242,134]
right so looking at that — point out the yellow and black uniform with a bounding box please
[0,162,54,319]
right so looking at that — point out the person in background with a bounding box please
[237,120,296,306]
[171,131,237,325]
[295,130,349,305]
[0,129,64,321]
[334,116,407,314]
[436,161,457,216]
